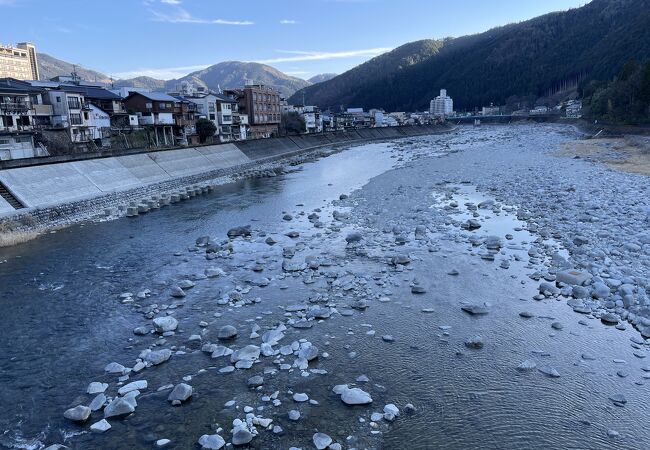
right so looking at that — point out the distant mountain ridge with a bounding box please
[36,55,310,97]
[289,0,650,111]
[308,73,337,84]
[38,53,112,85]
[167,61,311,97]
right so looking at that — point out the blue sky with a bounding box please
[1,0,589,81]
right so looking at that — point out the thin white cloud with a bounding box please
[150,7,254,25]
[280,19,298,24]
[160,0,181,4]
[256,47,392,64]
[113,64,210,80]
[0,0,17,5]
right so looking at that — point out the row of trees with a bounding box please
[583,60,650,124]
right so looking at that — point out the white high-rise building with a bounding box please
[429,89,453,116]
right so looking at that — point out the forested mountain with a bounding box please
[288,39,443,108]
[289,0,650,112]
[584,59,650,123]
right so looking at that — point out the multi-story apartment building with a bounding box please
[186,93,219,138]
[430,89,453,117]
[0,78,50,160]
[225,84,280,139]
[302,106,322,133]
[215,93,237,142]
[0,42,39,80]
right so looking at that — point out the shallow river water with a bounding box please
[1,126,649,450]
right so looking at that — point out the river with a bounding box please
[1,125,649,449]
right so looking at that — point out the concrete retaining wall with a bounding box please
[0,125,445,214]
[0,143,251,210]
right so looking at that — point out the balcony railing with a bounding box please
[33,104,53,116]
[0,102,30,114]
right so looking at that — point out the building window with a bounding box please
[70,113,82,125]
[68,97,81,109]
[56,96,61,103]
[209,114,215,120]
[146,102,153,109]
[159,103,166,109]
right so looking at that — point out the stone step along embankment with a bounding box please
[0,125,450,231]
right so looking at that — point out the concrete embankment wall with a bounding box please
[0,143,249,211]
[0,125,444,216]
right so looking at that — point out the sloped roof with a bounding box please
[127,91,179,102]
[0,77,43,93]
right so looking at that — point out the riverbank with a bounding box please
[556,135,650,176]
[0,125,451,247]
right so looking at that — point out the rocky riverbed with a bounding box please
[2,124,650,449]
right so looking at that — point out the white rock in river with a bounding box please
[298,345,319,361]
[90,419,111,433]
[230,345,260,363]
[63,405,91,422]
[313,432,333,449]
[104,362,126,374]
[87,382,108,394]
[104,397,136,418]
[89,393,107,412]
[118,380,147,395]
[262,329,285,345]
[293,393,309,402]
[153,316,178,333]
[538,365,560,378]
[516,360,537,371]
[168,383,193,403]
[218,325,238,340]
[198,434,225,449]
[231,426,254,446]
[384,404,399,416]
[340,387,373,405]
[144,349,172,365]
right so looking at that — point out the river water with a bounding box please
[1,126,649,449]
